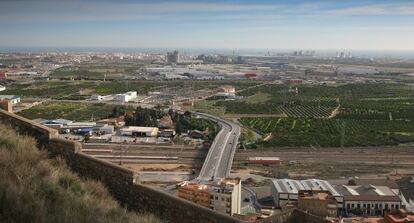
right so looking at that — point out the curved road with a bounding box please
[194,112,241,181]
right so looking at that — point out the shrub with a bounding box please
[0,122,159,223]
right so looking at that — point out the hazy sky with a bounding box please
[1,0,414,50]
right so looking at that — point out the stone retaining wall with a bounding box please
[0,109,243,223]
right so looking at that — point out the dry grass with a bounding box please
[0,123,160,223]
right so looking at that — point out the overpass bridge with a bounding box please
[194,112,241,181]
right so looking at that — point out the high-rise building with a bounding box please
[166,50,179,64]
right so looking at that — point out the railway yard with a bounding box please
[82,142,414,185]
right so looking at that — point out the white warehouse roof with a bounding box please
[121,126,158,133]
[272,179,305,194]
[272,178,341,197]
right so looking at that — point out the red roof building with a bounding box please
[244,73,257,79]
[0,72,7,79]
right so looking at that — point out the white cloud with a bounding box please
[0,1,328,23]
[1,1,414,24]
[328,3,414,16]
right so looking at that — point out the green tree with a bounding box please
[111,105,127,117]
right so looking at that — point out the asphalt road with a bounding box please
[195,112,241,181]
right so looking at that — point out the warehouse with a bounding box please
[120,126,158,137]
[335,184,401,216]
[271,179,305,207]
[115,91,137,102]
[271,178,343,208]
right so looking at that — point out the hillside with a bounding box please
[0,122,159,223]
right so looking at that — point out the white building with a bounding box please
[0,95,20,104]
[120,126,158,137]
[216,85,236,98]
[95,125,115,135]
[115,91,137,103]
[209,178,242,216]
[271,179,343,208]
[40,119,73,130]
[0,85,5,92]
[335,184,401,216]
[177,178,242,216]
[218,85,236,94]
[91,94,104,101]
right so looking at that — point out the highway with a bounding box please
[79,107,241,181]
[194,112,241,181]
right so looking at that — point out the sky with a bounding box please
[1,0,414,51]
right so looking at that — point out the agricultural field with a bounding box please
[241,117,414,147]
[18,102,121,121]
[50,62,147,79]
[2,80,188,99]
[237,83,414,148]
[214,91,339,118]
[3,80,263,99]
[2,81,98,99]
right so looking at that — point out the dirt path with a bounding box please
[327,104,341,119]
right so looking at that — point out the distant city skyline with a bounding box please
[1,0,414,50]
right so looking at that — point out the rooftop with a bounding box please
[341,217,386,223]
[385,213,414,222]
[397,176,414,201]
[272,179,341,197]
[299,190,333,201]
[179,178,241,194]
[0,95,20,100]
[354,178,399,189]
[121,126,158,132]
[334,184,400,202]
[180,182,209,191]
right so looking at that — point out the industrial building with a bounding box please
[335,184,402,216]
[271,179,304,207]
[115,91,137,102]
[120,126,158,137]
[158,129,176,138]
[39,119,115,135]
[271,179,343,209]
[95,125,114,135]
[397,176,414,213]
[271,179,403,217]
[216,85,236,98]
[178,178,241,216]
[218,85,236,94]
